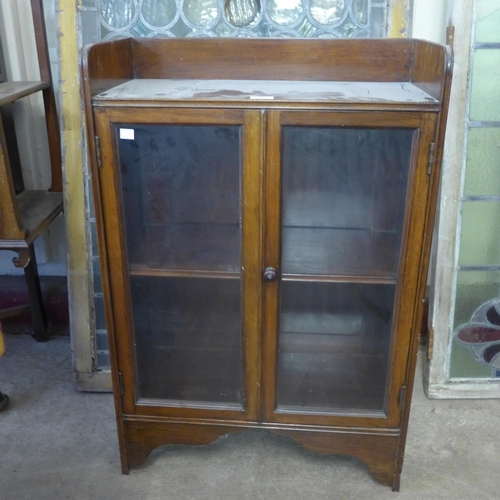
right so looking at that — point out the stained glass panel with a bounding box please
[470,49,500,122]
[463,128,500,196]
[458,201,500,267]
[475,0,500,43]
[450,271,500,379]
[95,0,384,40]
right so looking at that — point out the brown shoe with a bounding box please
[0,392,9,411]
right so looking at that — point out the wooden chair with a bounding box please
[0,0,63,341]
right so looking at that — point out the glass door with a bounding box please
[95,108,262,420]
[263,111,425,426]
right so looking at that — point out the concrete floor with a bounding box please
[1,334,499,499]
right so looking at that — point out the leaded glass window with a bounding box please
[80,1,389,44]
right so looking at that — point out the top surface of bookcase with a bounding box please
[93,79,438,106]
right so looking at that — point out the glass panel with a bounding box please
[183,0,219,28]
[369,5,385,38]
[277,126,414,414]
[277,282,395,413]
[470,49,500,122]
[225,0,261,28]
[94,295,106,330]
[97,351,111,369]
[281,127,413,279]
[310,0,346,25]
[131,277,243,403]
[116,124,244,406]
[96,330,109,351]
[463,128,500,196]
[267,0,303,27]
[475,1,500,43]
[100,0,137,30]
[353,0,368,24]
[450,271,500,378]
[118,125,241,273]
[95,0,381,39]
[458,201,500,267]
[141,0,178,28]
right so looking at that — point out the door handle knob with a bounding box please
[263,267,278,283]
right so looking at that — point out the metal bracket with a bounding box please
[427,326,435,360]
[399,385,406,409]
[95,136,102,170]
[427,142,436,176]
[118,372,124,396]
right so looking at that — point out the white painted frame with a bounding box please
[425,0,500,399]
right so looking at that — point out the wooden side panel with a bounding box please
[132,38,414,82]
[396,45,453,480]
[82,38,134,97]
[80,36,135,467]
[411,40,451,100]
[0,118,25,240]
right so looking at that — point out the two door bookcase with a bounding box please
[82,38,451,490]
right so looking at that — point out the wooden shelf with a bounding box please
[127,226,399,283]
[282,227,399,283]
[0,191,63,249]
[130,266,240,280]
[127,223,240,277]
[17,190,63,239]
[277,351,388,414]
[137,345,244,404]
[0,81,49,106]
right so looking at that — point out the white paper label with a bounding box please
[250,95,275,100]
[119,128,135,140]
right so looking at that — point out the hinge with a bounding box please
[427,142,436,176]
[427,326,435,360]
[446,26,455,48]
[117,371,125,396]
[399,385,406,409]
[95,136,102,169]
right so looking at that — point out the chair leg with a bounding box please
[24,244,49,342]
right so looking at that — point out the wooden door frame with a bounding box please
[261,109,437,428]
[94,106,263,420]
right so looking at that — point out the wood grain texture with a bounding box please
[16,191,63,239]
[82,38,134,97]
[241,110,264,422]
[131,38,415,82]
[0,81,49,106]
[411,40,450,100]
[0,117,25,241]
[123,419,246,471]
[272,427,400,489]
[123,417,399,488]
